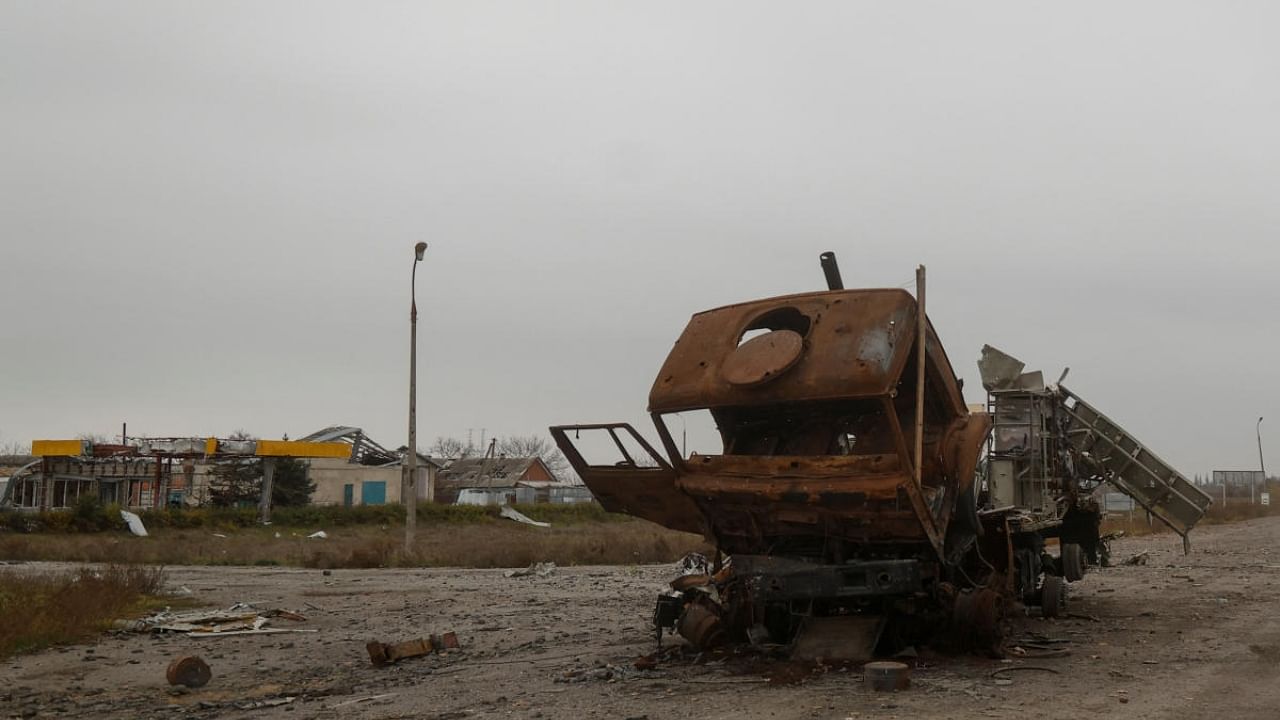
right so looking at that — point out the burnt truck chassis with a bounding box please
[551,255,1210,660]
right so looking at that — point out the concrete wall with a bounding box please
[308,458,434,506]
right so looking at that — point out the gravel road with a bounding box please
[5,516,1280,720]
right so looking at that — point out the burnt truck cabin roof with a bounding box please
[647,288,967,418]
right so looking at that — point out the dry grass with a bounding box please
[0,520,709,570]
[0,565,169,658]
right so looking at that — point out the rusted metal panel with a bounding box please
[721,329,805,387]
[550,424,706,535]
[648,289,970,419]
[560,286,987,559]
[793,617,885,662]
[652,290,935,412]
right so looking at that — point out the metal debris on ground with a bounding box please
[556,663,646,683]
[121,605,309,635]
[307,530,328,539]
[504,562,557,578]
[166,656,212,688]
[990,665,1061,678]
[864,661,911,692]
[499,505,552,527]
[367,632,460,667]
[1123,551,1151,566]
[332,694,399,708]
[237,697,296,710]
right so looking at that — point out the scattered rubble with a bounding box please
[556,663,646,683]
[165,656,211,688]
[504,562,557,578]
[367,632,460,666]
[119,605,309,635]
[332,694,399,709]
[1,520,1277,720]
[237,696,296,710]
[865,661,911,691]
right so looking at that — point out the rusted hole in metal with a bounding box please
[736,306,811,346]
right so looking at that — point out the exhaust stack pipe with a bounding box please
[819,251,843,290]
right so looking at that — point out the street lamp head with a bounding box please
[414,242,428,261]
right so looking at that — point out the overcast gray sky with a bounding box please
[2,2,1277,478]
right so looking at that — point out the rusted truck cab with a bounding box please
[553,258,1210,656]
[552,283,991,652]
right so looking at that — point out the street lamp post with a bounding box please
[406,242,428,552]
[1258,417,1267,505]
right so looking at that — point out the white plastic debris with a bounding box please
[120,509,149,537]
[498,506,550,528]
[307,530,328,539]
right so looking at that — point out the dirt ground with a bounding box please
[5,516,1280,720]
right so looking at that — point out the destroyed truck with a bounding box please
[550,254,1212,659]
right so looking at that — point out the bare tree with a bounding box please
[496,434,571,480]
[429,436,476,460]
[0,439,31,456]
[429,433,574,482]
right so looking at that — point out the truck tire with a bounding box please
[1041,575,1067,618]
[1062,543,1085,582]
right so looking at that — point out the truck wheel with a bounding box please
[1062,543,1085,582]
[1041,575,1067,618]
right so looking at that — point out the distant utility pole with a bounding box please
[259,458,277,524]
[1259,417,1267,504]
[405,242,428,552]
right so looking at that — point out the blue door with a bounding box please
[342,484,354,508]
[360,481,386,505]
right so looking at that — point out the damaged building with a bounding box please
[434,456,591,505]
[0,427,437,511]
